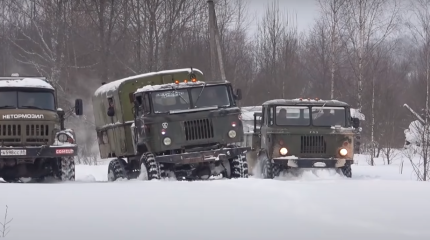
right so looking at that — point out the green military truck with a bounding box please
[92,68,250,181]
[0,74,83,183]
[245,98,361,178]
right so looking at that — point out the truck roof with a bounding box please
[262,98,350,107]
[94,68,204,96]
[135,80,227,94]
[0,77,54,90]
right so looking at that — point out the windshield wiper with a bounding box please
[193,83,207,107]
[0,105,15,109]
[177,94,189,105]
[168,86,189,105]
[21,105,42,109]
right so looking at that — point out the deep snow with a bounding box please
[0,153,429,240]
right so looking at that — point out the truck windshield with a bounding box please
[275,106,310,126]
[0,91,55,111]
[151,89,191,113]
[191,85,231,108]
[312,106,346,127]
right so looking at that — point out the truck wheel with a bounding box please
[139,153,165,180]
[229,154,249,178]
[338,164,352,178]
[108,158,128,181]
[260,158,280,179]
[58,157,75,181]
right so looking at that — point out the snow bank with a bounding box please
[136,80,205,93]
[0,78,54,89]
[1,160,429,240]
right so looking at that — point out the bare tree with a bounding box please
[254,0,296,101]
[81,0,128,81]
[405,0,430,180]
[403,119,430,180]
[0,205,13,238]
[7,0,67,87]
[221,0,255,103]
[318,0,346,99]
[341,0,400,165]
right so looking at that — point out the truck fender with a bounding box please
[55,129,76,143]
[136,142,149,154]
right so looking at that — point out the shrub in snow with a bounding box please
[404,120,427,147]
[403,120,430,181]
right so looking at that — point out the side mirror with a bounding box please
[352,117,360,128]
[253,112,262,133]
[107,106,115,117]
[74,99,83,116]
[235,89,242,100]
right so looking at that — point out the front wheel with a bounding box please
[260,158,281,179]
[338,164,352,178]
[229,154,249,178]
[139,153,165,180]
[57,157,75,181]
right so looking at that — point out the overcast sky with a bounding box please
[243,0,320,36]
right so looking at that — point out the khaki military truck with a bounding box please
[92,68,250,181]
[0,74,83,183]
[245,98,361,178]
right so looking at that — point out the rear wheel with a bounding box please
[107,158,128,181]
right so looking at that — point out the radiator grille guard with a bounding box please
[183,118,214,141]
[0,123,51,145]
[300,135,327,154]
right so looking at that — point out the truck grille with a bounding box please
[0,124,21,143]
[0,123,50,145]
[300,135,326,154]
[184,118,214,141]
[26,124,50,143]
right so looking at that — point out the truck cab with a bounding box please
[249,98,360,178]
[92,68,249,181]
[0,74,83,182]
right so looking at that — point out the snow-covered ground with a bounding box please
[1,151,430,240]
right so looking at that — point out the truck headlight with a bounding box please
[163,137,172,146]
[57,133,68,143]
[228,130,236,138]
[339,148,348,156]
[279,147,288,155]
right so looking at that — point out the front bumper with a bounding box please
[273,157,353,168]
[155,146,250,164]
[0,145,78,158]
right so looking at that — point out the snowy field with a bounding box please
[1,152,430,240]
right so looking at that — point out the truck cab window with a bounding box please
[268,107,273,125]
[0,90,55,110]
[143,93,151,114]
